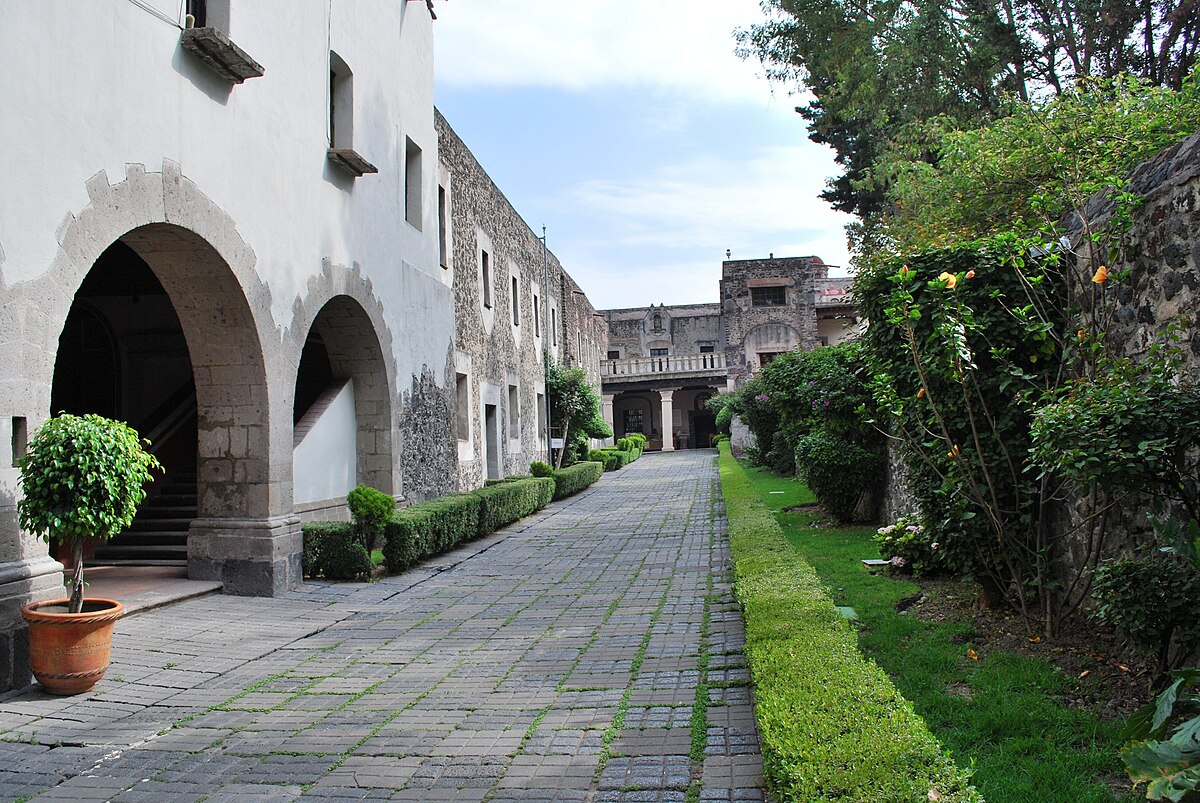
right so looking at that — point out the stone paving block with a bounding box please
[497,753,598,788]
[698,788,767,802]
[200,781,304,801]
[429,728,525,757]
[703,755,765,789]
[521,728,604,756]
[594,791,687,802]
[313,755,422,789]
[109,779,209,801]
[598,755,691,791]
[610,727,692,756]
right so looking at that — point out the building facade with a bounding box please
[600,256,859,450]
[0,1,606,691]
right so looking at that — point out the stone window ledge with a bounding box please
[327,149,379,177]
[180,27,264,84]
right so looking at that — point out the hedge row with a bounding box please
[717,442,981,802]
[553,461,604,500]
[587,433,646,472]
[304,474,569,580]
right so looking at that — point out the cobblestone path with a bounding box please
[0,449,763,802]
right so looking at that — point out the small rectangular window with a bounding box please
[650,348,669,357]
[536,392,546,433]
[508,384,519,439]
[759,351,783,366]
[607,350,620,360]
[699,344,714,353]
[511,275,520,326]
[437,184,448,267]
[481,251,492,308]
[533,295,540,336]
[187,0,208,26]
[455,374,469,440]
[11,416,27,467]
[329,51,353,149]
[405,137,423,229]
[751,286,787,307]
[551,308,557,345]
[623,409,644,435]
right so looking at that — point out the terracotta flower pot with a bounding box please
[22,598,124,695]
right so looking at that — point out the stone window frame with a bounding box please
[750,285,787,307]
[404,137,423,231]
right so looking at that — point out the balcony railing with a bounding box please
[602,352,727,379]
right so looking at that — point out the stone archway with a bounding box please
[24,162,296,596]
[292,294,396,513]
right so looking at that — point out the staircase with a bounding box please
[95,383,198,566]
[94,472,197,564]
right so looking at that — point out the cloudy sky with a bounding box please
[432,0,853,309]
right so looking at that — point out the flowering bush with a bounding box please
[874,516,955,576]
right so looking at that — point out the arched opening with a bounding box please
[52,241,197,563]
[293,296,394,510]
[49,224,272,567]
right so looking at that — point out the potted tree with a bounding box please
[18,413,162,694]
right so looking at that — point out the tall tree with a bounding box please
[738,0,1200,220]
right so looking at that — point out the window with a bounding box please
[607,350,620,360]
[699,344,714,353]
[511,276,520,326]
[759,351,783,367]
[11,416,27,467]
[751,286,787,307]
[437,184,449,267]
[455,373,469,440]
[623,409,644,435]
[551,308,557,345]
[329,51,353,149]
[536,392,546,433]
[187,0,208,26]
[652,314,663,331]
[405,137,423,229]
[481,250,492,308]
[533,294,540,336]
[186,0,228,29]
[508,384,519,438]
[650,348,669,357]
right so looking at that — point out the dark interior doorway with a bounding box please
[51,241,197,564]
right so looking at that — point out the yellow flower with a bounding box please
[947,444,960,459]
[1092,265,1108,284]
[938,271,957,288]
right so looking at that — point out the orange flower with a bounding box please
[965,270,976,279]
[947,444,960,459]
[917,387,926,399]
[938,271,957,288]
[1092,265,1108,284]
[1077,329,1086,341]
[898,264,915,280]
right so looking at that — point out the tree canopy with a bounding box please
[737,0,1200,219]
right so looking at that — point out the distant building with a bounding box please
[599,256,860,451]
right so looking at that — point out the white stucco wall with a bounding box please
[0,0,452,385]
[293,381,358,505]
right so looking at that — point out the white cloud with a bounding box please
[566,145,852,263]
[433,0,781,104]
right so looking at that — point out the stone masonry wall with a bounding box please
[720,256,824,386]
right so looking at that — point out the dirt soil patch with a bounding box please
[902,577,1155,722]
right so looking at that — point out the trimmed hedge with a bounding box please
[553,461,604,500]
[302,521,372,581]
[717,443,981,802]
[383,492,481,574]
[472,477,554,535]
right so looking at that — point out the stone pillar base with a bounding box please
[188,515,303,597]
[0,555,67,692]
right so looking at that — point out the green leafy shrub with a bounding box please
[872,515,967,576]
[588,448,614,470]
[795,431,882,523]
[472,478,547,535]
[1119,668,1200,801]
[18,413,163,612]
[531,476,555,510]
[383,493,481,573]
[530,461,555,478]
[346,484,395,551]
[553,461,604,500]
[1093,543,1200,681]
[302,522,371,581]
[718,443,980,801]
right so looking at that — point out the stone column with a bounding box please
[602,393,616,446]
[660,390,675,452]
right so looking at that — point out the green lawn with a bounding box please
[740,464,1135,803]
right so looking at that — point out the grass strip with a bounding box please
[717,442,981,802]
